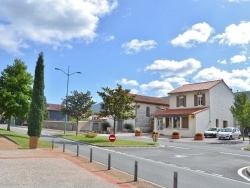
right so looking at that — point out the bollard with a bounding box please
[173,171,178,188]
[108,153,111,170]
[90,148,93,163]
[52,139,54,149]
[77,143,79,157]
[63,142,65,152]
[134,161,138,182]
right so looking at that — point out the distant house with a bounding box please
[46,103,65,121]
[154,80,235,137]
[90,94,169,133]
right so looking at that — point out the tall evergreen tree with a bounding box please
[27,52,45,140]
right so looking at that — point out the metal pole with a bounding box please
[108,153,111,170]
[173,171,178,188]
[77,143,79,157]
[52,139,54,149]
[90,148,92,163]
[63,142,65,152]
[134,161,138,182]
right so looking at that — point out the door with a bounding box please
[92,123,99,132]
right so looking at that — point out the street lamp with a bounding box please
[55,66,81,134]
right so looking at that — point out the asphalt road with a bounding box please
[1,125,250,188]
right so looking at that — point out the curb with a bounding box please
[0,133,20,146]
[246,167,250,177]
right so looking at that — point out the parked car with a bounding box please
[218,127,241,140]
[204,127,221,138]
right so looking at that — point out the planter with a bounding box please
[194,135,203,140]
[29,136,39,149]
[172,134,180,139]
[135,132,142,136]
[151,132,160,138]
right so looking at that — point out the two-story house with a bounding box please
[154,80,235,137]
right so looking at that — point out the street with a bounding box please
[1,125,250,188]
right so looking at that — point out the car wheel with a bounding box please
[218,137,221,140]
[238,135,241,139]
[229,135,232,140]
[205,135,207,138]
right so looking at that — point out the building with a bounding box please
[46,103,65,121]
[154,80,235,137]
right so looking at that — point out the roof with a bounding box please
[168,80,223,94]
[133,94,169,106]
[47,103,61,111]
[154,107,208,117]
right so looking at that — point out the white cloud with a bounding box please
[228,0,250,2]
[230,54,247,63]
[217,59,227,64]
[145,58,201,77]
[121,39,157,54]
[117,78,139,86]
[130,89,139,94]
[0,0,118,54]
[193,66,250,91]
[171,22,214,48]
[140,80,174,97]
[213,21,250,46]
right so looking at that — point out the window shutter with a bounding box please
[194,94,197,106]
[202,93,205,106]
[176,96,179,107]
[184,96,186,107]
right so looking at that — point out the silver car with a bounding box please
[204,127,221,138]
[218,127,241,140]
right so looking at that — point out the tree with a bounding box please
[0,59,33,131]
[230,92,250,141]
[97,84,138,135]
[27,52,45,148]
[61,90,95,135]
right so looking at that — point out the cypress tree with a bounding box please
[27,52,45,138]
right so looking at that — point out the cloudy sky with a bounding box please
[0,0,250,104]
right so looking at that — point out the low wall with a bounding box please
[43,121,89,132]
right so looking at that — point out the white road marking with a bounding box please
[174,153,204,158]
[167,146,190,149]
[211,173,223,177]
[221,152,250,158]
[238,167,250,182]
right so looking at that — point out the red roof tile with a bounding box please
[133,94,169,106]
[154,107,208,117]
[168,80,223,94]
[47,103,61,111]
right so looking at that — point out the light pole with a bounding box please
[55,66,81,134]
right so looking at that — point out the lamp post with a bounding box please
[55,66,81,134]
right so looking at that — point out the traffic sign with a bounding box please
[109,134,116,142]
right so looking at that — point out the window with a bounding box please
[176,95,186,107]
[173,116,180,128]
[182,117,189,128]
[165,117,170,128]
[146,107,150,117]
[194,93,205,106]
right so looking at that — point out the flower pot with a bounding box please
[135,132,142,136]
[172,134,180,139]
[151,132,160,138]
[194,135,203,140]
[29,136,39,149]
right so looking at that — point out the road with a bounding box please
[1,125,250,188]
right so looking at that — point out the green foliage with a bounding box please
[27,52,45,137]
[97,84,139,134]
[84,132,97,138]
[0,59,33,131]
[134,128,141,133]
[124,123,133,130]
[61,90,95,135]
[172,130,180,135]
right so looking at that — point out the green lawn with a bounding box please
[245,145,250,151]
[61,134,158,147]
[0,128,52,148]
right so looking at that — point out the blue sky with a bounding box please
[0,0,250,104]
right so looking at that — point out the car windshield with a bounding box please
[221,128,232,132]
[208,128,217,131]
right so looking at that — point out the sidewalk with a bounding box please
[0,137,159,188]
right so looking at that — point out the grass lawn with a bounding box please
[61,134,158,147]
[0,128,52,148]
[245,145,250,151]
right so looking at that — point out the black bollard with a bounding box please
[77,143,79,157]
[134,161,138,182]
[52,139,54,149]
[173,171,178,188]
[63,142,65,152]
[108,153,111,170]
[90,148,92,163]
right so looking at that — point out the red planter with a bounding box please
[172,134,180,139]
[135,132,142,136]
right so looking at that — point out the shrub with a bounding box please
[134,128,141,133]
[172,130,180,135]
[152,130,159,134]
[124,123,133,130]
[85,132,97,138]
[101,122,111,131]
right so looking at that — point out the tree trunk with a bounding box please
[7,118,10,131]
[243,127,245,141]
[76,117,79,136]
[113,119,116,135]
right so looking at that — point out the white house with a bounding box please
[154,80,235,137]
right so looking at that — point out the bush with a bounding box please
[85,132,97,138]
[172,130,179,135]
[101,122,111,131]
[195,132,203,136]
[124,123,133,130]
[134,128,141,133]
